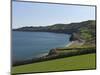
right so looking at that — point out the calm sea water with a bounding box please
[12,31,70,62]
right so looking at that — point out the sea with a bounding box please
[12,31,70,62]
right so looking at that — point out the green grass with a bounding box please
[12,53,96,74]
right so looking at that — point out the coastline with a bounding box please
[36,53,48,58]
[12,32,86,66]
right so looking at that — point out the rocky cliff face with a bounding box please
[48,49,58,56]
[69,33,81,41]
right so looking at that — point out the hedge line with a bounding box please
[13,47,96,66]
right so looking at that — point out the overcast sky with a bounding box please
[12,1,95,28]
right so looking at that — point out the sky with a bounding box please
[12,1,95,28]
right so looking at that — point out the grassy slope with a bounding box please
[12,53,96,74]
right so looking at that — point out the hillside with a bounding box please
[13,20,96,34]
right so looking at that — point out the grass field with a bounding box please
[12,53,96,74]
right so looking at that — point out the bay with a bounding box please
[12,31,70,62]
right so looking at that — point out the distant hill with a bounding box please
[13,20,96,34]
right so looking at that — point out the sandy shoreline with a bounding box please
[65,40,85,47]
[65,41,75,47]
